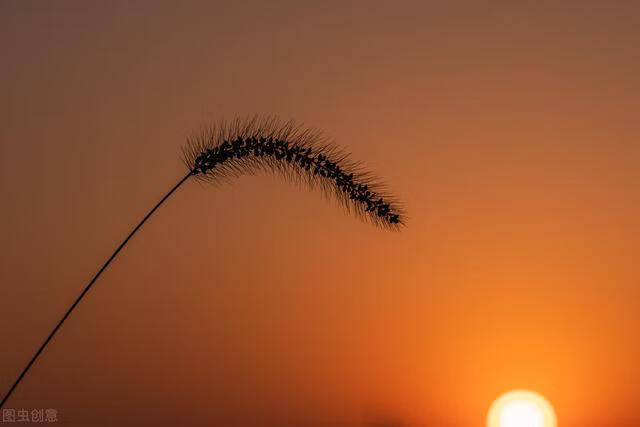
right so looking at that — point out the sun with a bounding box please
[487,390,556,427]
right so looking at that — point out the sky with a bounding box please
[1,1,639,426]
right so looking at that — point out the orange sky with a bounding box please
[1,1,639,426]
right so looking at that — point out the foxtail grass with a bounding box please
[0,116,406,408]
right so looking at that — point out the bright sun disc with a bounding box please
[487,390,556,427]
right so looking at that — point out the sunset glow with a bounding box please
[2,1,640,425]
[487,390,556,427]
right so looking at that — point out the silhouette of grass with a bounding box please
[0,116,406,409]
[183,116,405,228]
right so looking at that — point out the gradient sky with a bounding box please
[1,1,639,426]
